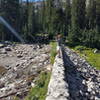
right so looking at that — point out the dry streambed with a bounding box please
[0,43,51,100]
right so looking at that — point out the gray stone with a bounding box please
[94,49,99,53]
[46,53,70,100]
[1,49,7,54]
[17,54,23,58]
[5,47,12,51]
[0,44,4,48]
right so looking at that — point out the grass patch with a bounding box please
[13,96,19,100]
[25,71,51,100]
[50,41,57,65]
[71,46,100,70]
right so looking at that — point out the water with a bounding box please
[0,16,24,43]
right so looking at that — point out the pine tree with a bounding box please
[0,0,5,41]
[78,0,86,29]
[52,7,66,35]
[69,0,86,43]
[45,0,54,38]
[28,3,35,35]
[23,0,29,40]
[28,3,38,36]
[95,0,100,49]
[86,0,96,29]
[96,0,100,32]
[40,0,46,32]
[69,0,80,43]
[45,0,66,38]
[0,0,20,41]
[82,0,100,49]
[64,0,71,36]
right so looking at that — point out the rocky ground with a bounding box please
[0,43,100,100]
[64,47,100,100]
[0,43,51,100]
[46,46,100,100]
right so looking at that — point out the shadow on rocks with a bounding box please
[61,46,89,100]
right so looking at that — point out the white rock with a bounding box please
[94,49,99,53]
[1,49,7,54]
[31,82,35,87]
[5,47,12,51]
[0,44,4,48]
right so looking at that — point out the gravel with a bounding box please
[0,43,51,100]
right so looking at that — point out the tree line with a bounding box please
[0,0,100,49]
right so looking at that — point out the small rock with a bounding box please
[16,63,20,67]
[82,80,86,85]
[38,63,43,66]
[1,49,7,54]
[0,44,4,48]
[17,54,23,58]
[94,49,99,53]
[0,82,5,88]
[46,65,52,71]
[31,82,35,87]
[95,97,100,100]
[5,47,12,51]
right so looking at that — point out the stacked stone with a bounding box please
[46,50,70,100]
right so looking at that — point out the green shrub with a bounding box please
[50,42,57,64]
[81,29,100,49]
[13,96,19,100]
[25,72,51,100]
[74,46,87,52]
[72,46,100,70]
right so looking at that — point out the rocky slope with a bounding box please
[64,47,100,100]
[0,43,51,100]
[0,43,99,100]
[46,46,100,100]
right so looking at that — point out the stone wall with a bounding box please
[46,47,69,100]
